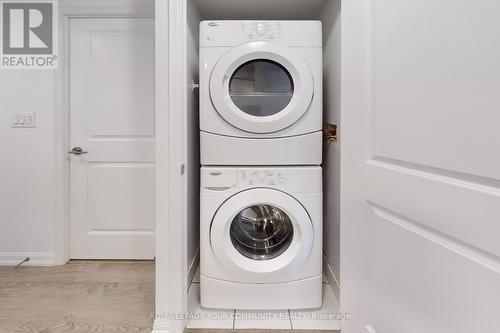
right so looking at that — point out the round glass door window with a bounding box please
[230,204,294,260]
[229,59,294,117]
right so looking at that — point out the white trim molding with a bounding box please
[323,253,340,303]
[60,0,154,17]
[54,12,71,266]
[187,248,200,286]
[0,253,56,266]
[153,0,188,332]
[166,0,188,319]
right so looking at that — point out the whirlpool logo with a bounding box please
[1,0,58,69]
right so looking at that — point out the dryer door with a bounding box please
[210,188,313,278]
[210,42,314,134]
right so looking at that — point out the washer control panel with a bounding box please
[202,167,321,193]
[242,169,285,186]
[242,21,283,40]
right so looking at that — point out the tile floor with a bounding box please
[186,266,341,331]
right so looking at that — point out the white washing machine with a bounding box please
[200,166,322,309]
[200,21,323,165]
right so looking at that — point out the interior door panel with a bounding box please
[341,0,500,332]
[69,18,155,259]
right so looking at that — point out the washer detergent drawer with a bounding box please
[201,168,237,190]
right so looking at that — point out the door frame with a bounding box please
[54,0,155,265]
[152,1,188,332]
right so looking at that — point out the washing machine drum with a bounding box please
[210,188,314,276]
[210,41,314,134]
[230,204,294,260]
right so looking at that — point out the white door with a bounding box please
[69,18,155,259]
[210,42,313,133]
[342,1,500,332]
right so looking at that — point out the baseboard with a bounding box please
[155,250,198,333]
[152,318,184,333]
[187,248,200,287]
[322,253,340,303]
[0,252,56,266]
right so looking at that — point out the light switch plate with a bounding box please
[12,112,36,128]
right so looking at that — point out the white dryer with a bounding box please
[200,21,323,165]
[200,166,322,310]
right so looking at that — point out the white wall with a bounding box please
[193,0,327,20]
[0,70,57,265]
[185,0,202,276]
[193,0,326,20]
[319,0,341,298]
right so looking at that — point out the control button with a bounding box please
[257,171,266,182]
[256,22,266,35]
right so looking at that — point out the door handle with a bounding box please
[68,147,88,155]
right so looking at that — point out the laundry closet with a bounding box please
[154,0,500,332]
[184,0,341,330]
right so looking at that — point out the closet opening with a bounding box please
[184,0,341,331]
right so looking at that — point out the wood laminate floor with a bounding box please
[0,260,154,333]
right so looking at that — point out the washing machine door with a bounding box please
[210,188,314,278]
[210,41,314,134]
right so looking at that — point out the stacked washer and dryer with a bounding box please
[199,21,323,310]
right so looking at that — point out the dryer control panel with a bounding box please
[199,21,322,47]
[243,21,283,40]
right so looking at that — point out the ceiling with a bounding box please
[193,0,329,20]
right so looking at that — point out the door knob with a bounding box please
[68,147,88,155]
